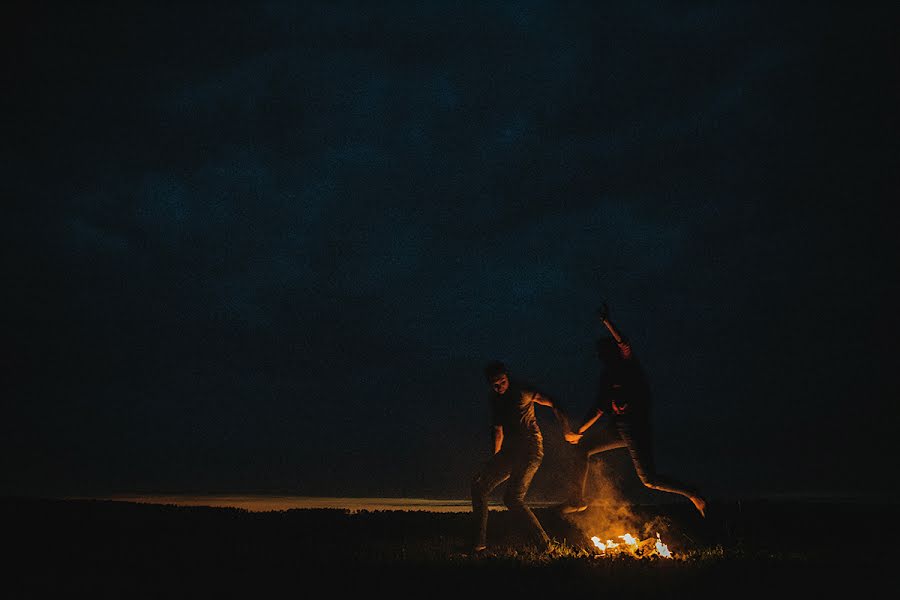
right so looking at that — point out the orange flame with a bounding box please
[589,531,674,559]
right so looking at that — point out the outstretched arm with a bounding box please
[575,405,604,436]
[532,392,582,443]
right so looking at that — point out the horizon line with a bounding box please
[43,491,899,513]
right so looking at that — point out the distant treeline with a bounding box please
[1,497,892,596]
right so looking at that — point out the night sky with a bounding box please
[5,2,898,502]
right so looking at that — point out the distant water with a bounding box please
[81,495,555,513]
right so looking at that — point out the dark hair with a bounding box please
[483,360,508,380]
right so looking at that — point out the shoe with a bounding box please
[557,501,588,514]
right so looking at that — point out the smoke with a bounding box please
[562,458,681,553]
[567,461,644,538]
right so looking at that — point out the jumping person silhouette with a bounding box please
[560,304,706,517]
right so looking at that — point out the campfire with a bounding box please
[589,532,673,559]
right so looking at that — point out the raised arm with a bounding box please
[598,302,632,359]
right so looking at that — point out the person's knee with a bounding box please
[502,489,525,510]
[638,472,661,490]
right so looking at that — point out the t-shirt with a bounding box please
[490,380,543,450]
[593,343,652,419]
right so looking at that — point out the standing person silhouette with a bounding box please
[560,304,706,517]
[471,360,581,552]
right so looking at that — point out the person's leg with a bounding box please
[503,446,548,546]
[563,426,627,510]
[617,417,706,516]
[471,452,513,549]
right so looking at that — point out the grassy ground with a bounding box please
[2,496,893,597]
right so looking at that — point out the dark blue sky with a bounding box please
[5,2,898,501]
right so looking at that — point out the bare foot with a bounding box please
[690,495,707,518]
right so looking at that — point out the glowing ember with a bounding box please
[589,531,674,559]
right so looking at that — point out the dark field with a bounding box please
[3,497,893,597]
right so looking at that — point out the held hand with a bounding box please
[564,432,583,444]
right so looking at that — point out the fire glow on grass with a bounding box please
[590,532,673,559]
